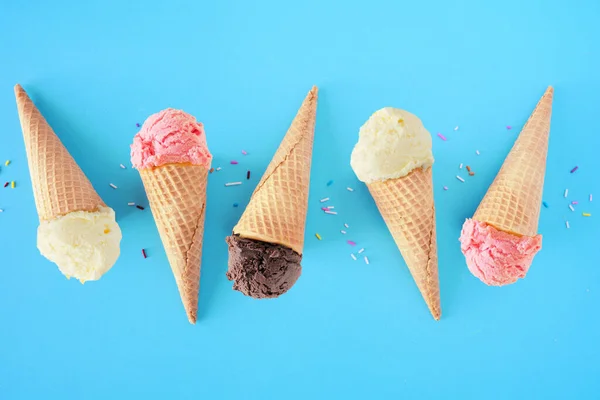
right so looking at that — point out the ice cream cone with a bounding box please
[233,86,318,255]
[14,84,105,221]
[473,86,553,237]
[139,164,208,324]
[367,167,440,320]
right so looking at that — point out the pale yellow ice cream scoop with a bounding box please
[351,107,434,183]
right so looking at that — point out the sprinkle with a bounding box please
[0,209,3,213]
[209,168,214,173]
[321,207,329,211]
[325,210,338,215]
[136,205,145,210]
[315,233,322,240]
[230,160,238,165]
[120,164,126,169]
[443,186,448,191]
[459,163,463,169]
[507,125,512,130]
[241,150,248,155]
[340,230,347,234]
[320,197,330,203]
[216,167,222,171]
[142,249,147,259]
[327,180,334,186]
[437,133,447,141]
[344,223,349,228]
[542,201,549,208]
[570,166,579,173]
[583,213,592,217]
[3,182,8,188]
[225,182,242,186]
[476,150,480,155]
[358,248,365,254]
[350,254,357,260]
[569,204,575,212]
[128,202,135,206]
[466,166,471,172]
[456,175,465,182]
[364,256,370,265]
[454,126,459,131]
[247,171,251,180]
[590,194,593,202]
[566,221,570,229]
[11,181,15,189]
[233,203,239,207]
[564,189,569,198]
[109,183,118,189]
[346,187,354,192]
[572,201,578,205]
[136,123,140,128]
[347,240,356,246]
[469,172,475,176]
[4,160,10,166]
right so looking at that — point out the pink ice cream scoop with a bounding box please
[131,108,212,169]
[459,219,542,286]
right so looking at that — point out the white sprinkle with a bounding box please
[454,126,459,131]
[346,187,354,192]
[456,175,465,182]
[128,202,135,206]
[324,210,338,215]
[476,150,480,155]
[590,194,593,202]
[320,197,330,203]
[350,254,357,260]
[0,209,3,213]
[225,182,242,186]
[344,223,349,228]
[364,256,370,265]
[358,248,365,254]
[216,167,222,171]
[566,221,570,229]
[340,230,347,234]
[326,206,335,209]
[109,183,118,189]
[459,163,463,169]
[564,189,569,198]
[569,204,575,212]
[120,164,126,169]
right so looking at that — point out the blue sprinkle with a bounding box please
[543,201,549,208]
[233,203,239,207]
[327,180,334,186]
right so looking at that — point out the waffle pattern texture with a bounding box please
[233,87,318,255]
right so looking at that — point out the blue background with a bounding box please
[1,1,599,399]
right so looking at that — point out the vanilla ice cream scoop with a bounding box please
[351,108,434,183]
[37,206,122,282]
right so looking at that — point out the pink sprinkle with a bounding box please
[443,186,448,191]
[241,150,248,155]
[570,166,579,173]
[347,240,356,246]
[437,133,447,141]
[506,125,512,130]
[321,207,329,211]
[230,160,238,165]
[572,201,578,205]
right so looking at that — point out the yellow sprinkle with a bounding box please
[397,118,405,126]
[104,228,111,234]
[4,160,10,166]
[315,233,322,240]
[11,181,15,188]
[583,213,591,217]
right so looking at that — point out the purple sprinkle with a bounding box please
[230,160,238,165]
[570,166,579,174]
[347,240,357,246]
[506,125,512,130]
[443,186,448,191]
[437,133,447,141]
[136,123,140,128]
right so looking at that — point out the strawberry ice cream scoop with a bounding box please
[131,108,212,169]
[459,219,542,286]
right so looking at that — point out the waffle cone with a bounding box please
[233,86,318,254]
[473,86,553,237]
[14,84,104,221]
[367,167,441,320]
[140,164,208,324]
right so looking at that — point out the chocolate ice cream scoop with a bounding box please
[225,235,302,298]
